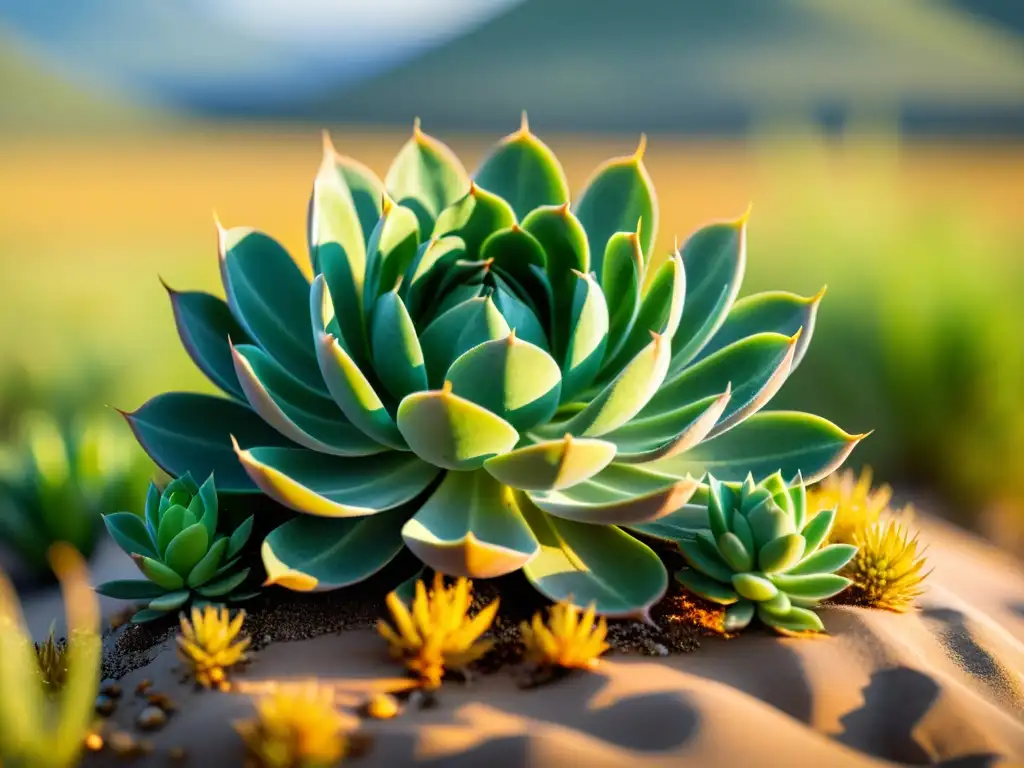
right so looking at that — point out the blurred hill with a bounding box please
[1,0,1023,135]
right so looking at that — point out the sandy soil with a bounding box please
[72,515,1024,766]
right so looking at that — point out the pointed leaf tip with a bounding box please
[520,110,530,134]
[736,202,753,226]
[413,117,424,139]
[633,133,647,162]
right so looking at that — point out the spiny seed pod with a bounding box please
[520,601,609,670]
[125,115,863,617]
[177,605,251,690]
[96,474,255,623]
[676,472,857,635]
[845,519,930,612]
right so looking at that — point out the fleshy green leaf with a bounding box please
[123,393,291,492]
[668,217,747,372]
[132,555,185,590]
[166,287,251,400]
[94,579,169,600]
[445,333,561,432]
[522,204,589,359]
[218,226,324,389]
[679,536,734,582]
[157,504,186,556]
[606,390,731,464]
[758,604,825,634]
[401,236,466,321]
[758,533,806,573]
[197,474,218,537]
[648,411,866,485]
[527,463,699,525]
[480,226,551,329]
[770,573,851,600]
[732,572,778,601]
[131,609,171,624]
[232,341,388,456]
[473,115,570,219]
[227,515,254,558]
[627,504,709,543]
[144,482,161,536]
[574,137,657,280]
[519,492,667,618]
[545,331,670,438]
[233,443,439,518]
[560,270,609,403]
[483,435,616,491]
[401,469,538,578]
[187,537,229,588]
[599,230,644,363]
[103,512,157,559]
[163,523,210,578]
[747,499,794,550]
[195,568,251,598]
[310,135,384,356]
[717,531,754,572]
[148,590,190,613]
[311,275,406,450]
[491,275,549,352]
[801,508,836,553]
[433,182,517,256]
[385,121,469,237]
[787,544,857,576]
[676,567,740,605]
[602,253,685,378]
[396,384,520,471]
[371,290,428,401]
[363,200,421,307]
[262,506,411,591]
[724,600,755,630]
[418,296,512,387]
[694,288,824,370]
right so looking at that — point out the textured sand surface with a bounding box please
[78,515,1024,767]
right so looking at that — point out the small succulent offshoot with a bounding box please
[807,466,893,545]
[177,605,251,691]
[377,573,498,690]
[676,472,858,635]
[235,683,357,768]
[97,472,256,623]
[0,544,102,768]
[845,519,930,612]
[521,601,609,671]
[35,626,69,692]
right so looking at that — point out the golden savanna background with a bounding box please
[2,0,1024,552]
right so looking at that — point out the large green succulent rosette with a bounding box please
[126,117,863,617]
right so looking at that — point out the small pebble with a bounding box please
[147,692,177,712]
[100,679,122,698]
[108,731,138,757]
[95,695,116,717]
[169,746,187,762]
[136,706,168,731]
[653,643,669,657]
[407,689,438,710]
[135,679,152,696]
[365,693,400,719]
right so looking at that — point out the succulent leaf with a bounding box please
[483,435,616,491]
[363,200,421,308]
[668,218,747,371]
[675,567,740,605]
[370,290,428,400]
[434,182,517,256]
[724,600,755,630]
[560,271,609,402]
[801,508,837,553]
[163,523,210,578]
[102,512,158,560]
[401,469,538,578]
[94,578,169,600]
[574,137,657,279]
[166,288,250,400]
[262,507,410,591]
[473,117,570,219]
[757,533,806,573]
[187,537,229,588]
[519,492,667,617]
[233,443,440,517]
[650,411,866,485]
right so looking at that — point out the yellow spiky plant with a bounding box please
[845,519,931,612]
[521,601,609,670]
[377,573,498,689]
[807,466,894,545]
[177,605,251,691]
[0,544,101,768]
[35,626,69,692]
[234,683,357,768]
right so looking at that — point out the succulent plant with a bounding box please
[126,117,861,616]
[521,600,609,670]
[806,466,893,545]
[96,473,256,623]
[0,544,102,768]
[35,626,69,693]
[676,472,857,635]
[234,683,357,768]
[177,605,251,690]
[845,519,930,612]
[0,410,149,576]
[378,573,498,689]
